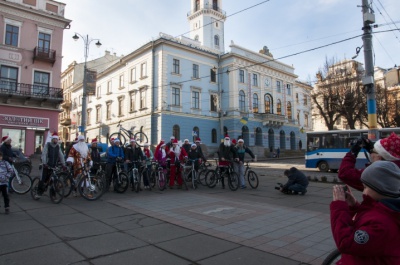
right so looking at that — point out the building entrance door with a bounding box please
[35,131,44,154]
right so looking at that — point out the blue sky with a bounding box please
[61,0,400,82]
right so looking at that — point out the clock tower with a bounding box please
[187,0,226,53]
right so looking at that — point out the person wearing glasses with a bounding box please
[338,132,400,191]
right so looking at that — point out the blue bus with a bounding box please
[305,128,400,172]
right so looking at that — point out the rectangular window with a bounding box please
[193,64,199,79]
[5,24,19,47]
[172,87,180,106]
[33,71,50,95]
[96,106,101,123]
[38,32,51,52]
[119,75,124,88]
[210,94,217,112]
[140,89,146,109]
[118,98,124,116]
[87,109,91,126]
[305,114,309,127]
[276,81,281,93]
[173,59,180,74]
[0,65,18,91]
[192,91,200,109]
[107,81,112,94]
[239,70,244,83]
[106,102,111,120]
[140,62,147,78]
[130,92,136,112]
[253,74,258,86]
[210,68,216,82]
[96,86,101,98]
[303,94,308,105]
[130,68,136,83]
[286,84,291,95]
[296,93,299,103]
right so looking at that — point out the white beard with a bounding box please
[73,141,89,158]
[224,140,231,147]
[173,145,181,157]
[161,148,166,158]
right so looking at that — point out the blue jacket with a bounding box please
[106,145,124,164]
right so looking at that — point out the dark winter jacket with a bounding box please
[124,145,145,162]
[218,143,237,161]
[235,145,255,162]
[282,167,308,190]
[0,143,16,165]
[330,195,400,264]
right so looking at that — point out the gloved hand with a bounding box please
[89,161,93,167]
[350,138,363,157]
[362,138,375,154]
[116,157,122,162]
[62,165,68,171]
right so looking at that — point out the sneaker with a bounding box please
[240,185,247,189]
[5,207,9,214]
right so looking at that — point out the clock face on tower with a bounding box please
[265,77,270,87]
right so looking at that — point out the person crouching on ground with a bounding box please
[279,167,308,195]
[0,151,12,214]
[330,161,400,264]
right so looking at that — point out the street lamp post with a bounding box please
[72,33,102,141]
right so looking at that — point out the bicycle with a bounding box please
[205,159,239,191]
[244,161,259,189]
[109,120,148,147]
[9,164,32,194]
[182,159,199,189]
[126,160,145,192]
[197,160,211,186]
[31,165,65,204]
[74,161,106,201]
[322,249,341,265]
[150,161,166,191]
[111,159,129,193]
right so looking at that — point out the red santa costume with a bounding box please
[168,139,187,188]
[66,135,92,178]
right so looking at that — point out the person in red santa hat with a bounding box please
[37,132,66,197]
[90,138,101,174]
[194,137,207,162]
[339,132,400,191]
[0,135,17,167]
[218,135,238,189]
[168,139,188,189]
[66,135,92,181]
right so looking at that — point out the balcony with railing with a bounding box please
[0,80,63,101]
[33,47,56,65]
[187,5,226,17]
[254,113,286,127]
[59,112,71,126]
[60,100,72,109]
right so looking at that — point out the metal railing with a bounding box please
[33,47,56,64]
[0,80,63,100]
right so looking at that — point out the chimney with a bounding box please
[105,50,110,56]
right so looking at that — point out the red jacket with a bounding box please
[339,152,400,191]
[169,146,187,165]
[330,195,400,265]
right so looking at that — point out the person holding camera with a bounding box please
[331,160,400,264]
[339,132,400,191]
[105,138,124,190]
[278,167,308,195]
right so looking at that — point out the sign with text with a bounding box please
[0,114,49,128]
[86,70,97,96]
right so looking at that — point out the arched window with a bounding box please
[214,35,220,46]
[280,130,286,149]
[193,126,199,142]
[255,127,263,146]
[239,90,246,112]
[195,0,200,11]
[264,94,272,113]
[287,101,292,120]
[277,99,282,115]
[268,128,274,150]
[173,125,180,140]
[213,0,218,10]
[242,126,250,145]
[290,131,296,150]
[253,93,259,113]
[211,128,217,143]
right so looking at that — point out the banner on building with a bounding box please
[240,116,248,125]
[86,70,97,96]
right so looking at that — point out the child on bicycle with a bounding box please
[331,160,400,264]
[0,151,12,214]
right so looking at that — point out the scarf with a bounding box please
[144,148,150,158]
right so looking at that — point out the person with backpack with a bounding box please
[234,139,255,189]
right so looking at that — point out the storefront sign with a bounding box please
[0,114,49,128]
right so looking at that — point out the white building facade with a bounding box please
[60,0,312,155]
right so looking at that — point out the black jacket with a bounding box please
[218,143,237,161]
[124,145,145,162]
[235,145,255,162]
[283,167,309,189]
[1,143,16,165]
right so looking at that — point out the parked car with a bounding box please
[12,147,32,175]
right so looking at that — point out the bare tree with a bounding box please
[312,57,366,130]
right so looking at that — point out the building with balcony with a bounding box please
[0,0,71,155]
[61,0,312,155]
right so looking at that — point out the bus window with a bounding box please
[307,136,320,151]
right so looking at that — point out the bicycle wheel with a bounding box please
[157,170,166,191]
[133,131,148,147]
[205,170,217,188]
[247,170,259,189]
[114,172,129,193]
[227,171,239,191]
[192,170,197,190]
[78,176,105,201]
[134,171,141,193]
[11,173,32,194]
[59,172,73,198]
[49,178,64,204]
[198,169,207,186]
[322,249,341,265]
[109,133,126,146]
[30,177,40,200]
[149,171,156,188]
